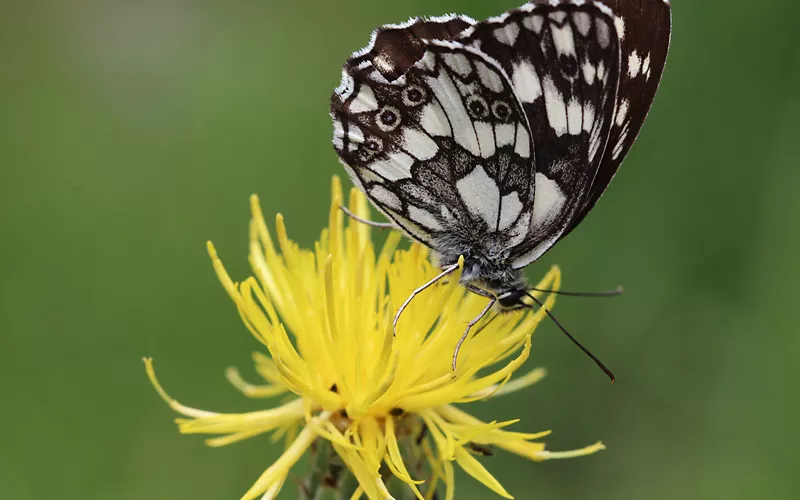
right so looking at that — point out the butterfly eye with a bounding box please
[401,85,427,107]
[491,101,512,121]
[376,106,401,131]
[466,95,489,120]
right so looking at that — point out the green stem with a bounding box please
[300,438,359,500]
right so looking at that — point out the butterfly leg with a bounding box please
[452,297,496,372]
[464,284,495,299]
[339,205,395,229]
[393,263,461,337]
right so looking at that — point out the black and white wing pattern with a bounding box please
[458,1,623,267]
[331,0,671,270]
[565,0,672,232]
[332,36,537,250]
[342,15,475,83]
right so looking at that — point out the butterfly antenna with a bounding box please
[528,285,624,297]
[524,292,615,383]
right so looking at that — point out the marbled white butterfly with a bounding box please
[330,0,671,378]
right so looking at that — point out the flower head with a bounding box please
[145,177,604,500]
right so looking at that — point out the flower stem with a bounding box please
[301,438,359,500]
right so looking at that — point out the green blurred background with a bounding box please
[2,1,799,499]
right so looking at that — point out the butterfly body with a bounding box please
[431,227,526,301]
[330,0,671,370]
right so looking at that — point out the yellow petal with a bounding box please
[466,367,547,399]
[452,445,513,499]
[305,417,358,450]
[207,241,241,303]
[206,428,279,448]
[225,366,288,399]
[143,358,218,418]
[240,413,327,500]
[442,458,455,500]
[494,440,548,461]
[358,417,386,477]
[384,415,425,499]
[332,442,394,500]
[535,441,606,460]
[153,177,599,500]
[258,476,285,500]
[178,399,304,436]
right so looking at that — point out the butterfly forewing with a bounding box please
[458,1,622,267]
[566,0,672,232]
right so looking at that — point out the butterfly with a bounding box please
[330,0,671,378]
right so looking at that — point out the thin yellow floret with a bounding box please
[145,176,604,500]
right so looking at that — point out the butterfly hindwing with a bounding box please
[458,1,622,267]
[332,40,537,250]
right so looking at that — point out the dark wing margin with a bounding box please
[566,0,672,232]
[343,15,476,83]
[458,1,622,267]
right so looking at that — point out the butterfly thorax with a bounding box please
[432,237,528,306]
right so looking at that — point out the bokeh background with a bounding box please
[2,1,799,499]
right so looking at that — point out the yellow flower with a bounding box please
[145,177,604,500]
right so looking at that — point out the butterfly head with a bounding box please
[454,250,529,309]
[495,287,529,309]
[455,252,536,310]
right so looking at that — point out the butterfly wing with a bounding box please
[342,15,475,83]
[331,41,537,249]
[458,1,623,267]
[331,1,671,271]
[565,0,672,232]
